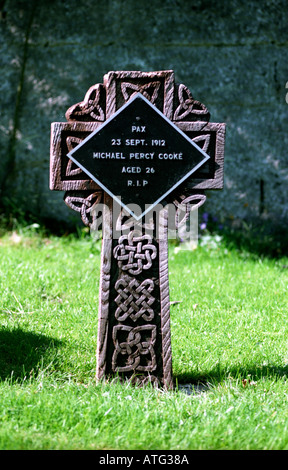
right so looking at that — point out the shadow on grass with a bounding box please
[175,362,288,388]
[0,327,63,382]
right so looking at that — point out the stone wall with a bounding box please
[1,0,287,229]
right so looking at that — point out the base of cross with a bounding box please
[50,70,225,389]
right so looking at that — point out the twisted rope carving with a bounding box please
[64,191,102,226]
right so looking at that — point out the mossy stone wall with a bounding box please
[1,0,287,228]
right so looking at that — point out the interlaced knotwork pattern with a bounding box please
[112,324,157,372]
[113,231,157,275]
[114,277,155,322]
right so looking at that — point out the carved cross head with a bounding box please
[50,70,225,234]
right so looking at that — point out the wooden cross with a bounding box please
[50,70,225,389]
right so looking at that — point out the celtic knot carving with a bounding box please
[192,134,211,153]
[133,375,160,386]
[121,81,161,104]
[64,191,102,226]
[115,208,154,233]
[65,83,105,122]
[113,231,157,275]
[173,84,210,121]
[174,194,207,229]
[66,136,83,176]
[112,324,157,372]
[114,277,155,322]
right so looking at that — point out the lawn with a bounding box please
[0,224,288,450]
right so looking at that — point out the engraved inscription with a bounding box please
[66,93,210,219]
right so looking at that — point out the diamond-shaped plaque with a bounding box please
[67,93,210,220]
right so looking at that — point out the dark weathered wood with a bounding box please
[50,70,225,389]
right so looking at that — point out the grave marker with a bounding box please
[50,70,225,389]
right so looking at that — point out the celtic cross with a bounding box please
[50,70,225,389]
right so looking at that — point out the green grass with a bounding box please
[1,225,288,450]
